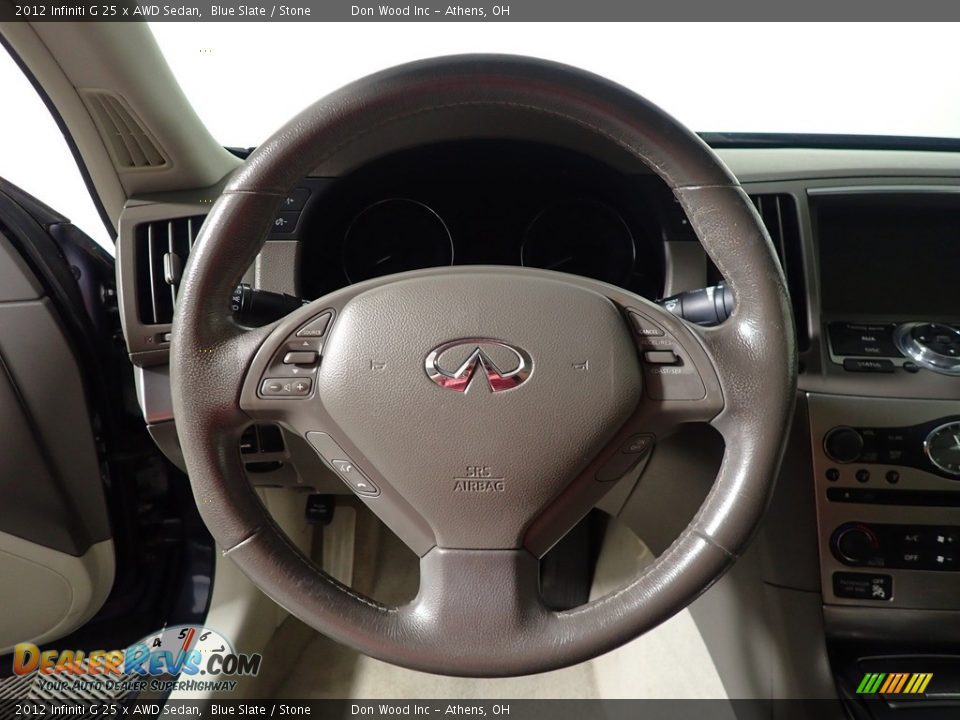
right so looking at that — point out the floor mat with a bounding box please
[272,517,727,700]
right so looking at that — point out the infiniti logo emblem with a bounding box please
[425,339,533,393]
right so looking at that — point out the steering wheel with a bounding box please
[170,55,796,677]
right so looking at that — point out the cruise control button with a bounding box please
[628,309,705,400]
[627,311,666,337]
[643,350,680,365]
[296,312,333,338]
[306,432,380,497]
[261,377,312,397]
[283,350,319,365]
[643,360,705,401]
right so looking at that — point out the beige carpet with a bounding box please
[272,516,728,700]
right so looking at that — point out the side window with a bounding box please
[0,44,113,253]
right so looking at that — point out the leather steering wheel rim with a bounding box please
[170,54,797,677]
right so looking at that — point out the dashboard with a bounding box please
[116,138,960,705]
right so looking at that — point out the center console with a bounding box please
[811,190,960,606]
[811,395,960,609]
[806,188,960,708]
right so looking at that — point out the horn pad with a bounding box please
[315,271,643,549]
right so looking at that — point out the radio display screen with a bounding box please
[817,197,960,317]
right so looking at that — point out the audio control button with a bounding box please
[261,377,312,397]
[843,358,895,373]
[828,322,899,357]
[824,427,864,464]
[283,351,319,365]
[894,322,960,375]
[296,311,333,338]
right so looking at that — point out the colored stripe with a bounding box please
[893,673,909,693]
[886,673,903,693]
[857,671,934,695]
[879,674,896,694]
[904,674,920,693]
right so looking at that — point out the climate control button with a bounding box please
[833,524,880,565]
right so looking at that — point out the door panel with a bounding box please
[0,221,114,652]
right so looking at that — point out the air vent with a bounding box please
[749,194,810,351]
[135,216,205,325]
[81,90,168,170]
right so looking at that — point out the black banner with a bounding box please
[2,0,960,21]
[0,698,872,720]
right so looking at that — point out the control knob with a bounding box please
[894,322,960,376]
[833,524,880,565]
[824,427,864,464]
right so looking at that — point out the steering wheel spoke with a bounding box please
[397,548,548,672]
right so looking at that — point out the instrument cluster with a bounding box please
[294,140,669,300]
